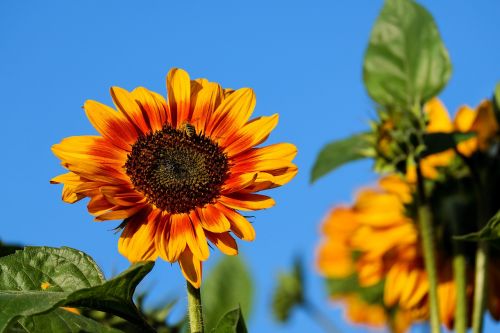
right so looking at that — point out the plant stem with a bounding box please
[186,281,204,333]
[472,242,488,333]
[452,246,467,333]
[302,301,340,333]
[415,164,441,333]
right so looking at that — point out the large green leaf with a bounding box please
[211,307,248,333]
[311,132,370,183]
[455,210,500,248]
[421,132,476,158]
[13,308,122,333]
[363,0,451,110]
[0,246,155,333]
[271,258,304,322]
[202,256,253,333]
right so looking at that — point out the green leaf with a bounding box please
[455,210,500,248]
[211,307,248,333]
[0,246,155,333]
[493,82,500,123]
[202,256,253,333]
[421,132,475,158]
[363,0,451,110]
[311,132,370,183]
[271,258,304,322]
[14,308,122,333]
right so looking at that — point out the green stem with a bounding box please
[452,245,467,333]
[187,281,204,333]
[302,301,339,333]
[415,164,441,333]
[472,242,488,333]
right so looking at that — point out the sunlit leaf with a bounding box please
[202,256,253,333]
[311,132,370,183]
[211,307,248,333]
[363,0,451,110]
[0,246,155,333]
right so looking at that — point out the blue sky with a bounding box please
[1,0,500,332]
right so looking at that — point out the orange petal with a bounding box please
[219,193,275,211]
[224,114,279,157]
[205,231,238,255]
[190,81,223,133]
[164,213,189,262]
[222,173,258,194]
[213,203,255,241]
[235,143,297,164]
[84,100,138,152]
[51,172,86,203]
[178,248,202,288]
[187,210,210,261]
[94,204,147,221]
[118,209,160,262]
[167,68,191,128]
[111,86,150,134]
[197,205,231,233]
[131,87,171,131]
[207,88,255,139]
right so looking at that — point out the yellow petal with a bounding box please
[179,248,202,288]
[167,68,191,128]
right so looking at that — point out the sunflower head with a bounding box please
[51,68,297,287]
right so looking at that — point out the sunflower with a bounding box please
[51,68,297,287]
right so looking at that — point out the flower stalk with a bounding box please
[452,244,467,333]
[187,281,205,333]
[415,163,441,333]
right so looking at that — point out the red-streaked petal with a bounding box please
[131,87,171,131]
[167,68,191,128]
[190,81,223,133]
[213,203,256,241]
[219,193,275,211]
[178,248,202,288]
[234,143,297,164]
[118,209,160,262]
[188,210,210,261]
[110,86,150,134]
[224,114,279,157]
[206,88,255,139]
[197,205,231,233]
[84,100,138,152]
[165,214,189,262]
[222,173,258,194]
[94,203,147,221]
[205,231,238,255]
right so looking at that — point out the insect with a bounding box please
[182,122,196,137]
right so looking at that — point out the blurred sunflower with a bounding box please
[317,168,500,330]
[317,98,500,327]
[51,68,297,287]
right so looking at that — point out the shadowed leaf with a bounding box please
[202,256,253,333]
[311,132,370,183]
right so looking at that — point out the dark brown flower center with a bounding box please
[125,125,229,214]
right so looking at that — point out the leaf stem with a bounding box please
[186,281,204,333]
[415,163,441,333]
[302,300,340,333]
